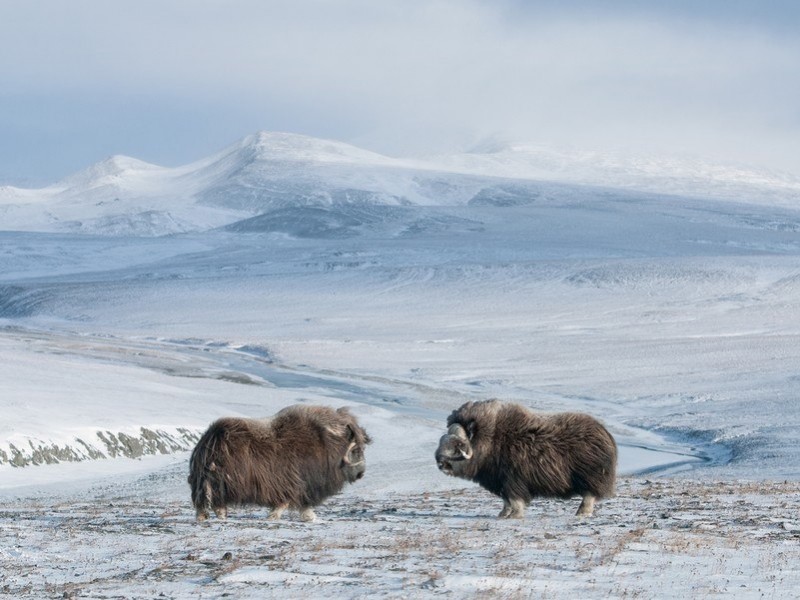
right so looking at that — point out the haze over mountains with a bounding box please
[2,131,799,237]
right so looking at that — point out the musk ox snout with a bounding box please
[435,424,473,475]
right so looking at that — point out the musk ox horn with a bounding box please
[447,423,468,438]
[342,441,365,467]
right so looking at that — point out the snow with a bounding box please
[1,131,800,597]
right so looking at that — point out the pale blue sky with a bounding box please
[1,0,799,184]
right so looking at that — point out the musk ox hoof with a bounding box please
[300,508,317,522]
[500,512,525,520]
[268,504,288,521]
[195,510,209,522]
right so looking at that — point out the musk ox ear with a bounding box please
[466,421,477,440]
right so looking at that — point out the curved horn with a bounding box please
[342,441,365,467]
[342,441,356,465]
[447,424,468,439]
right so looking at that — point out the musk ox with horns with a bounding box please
[435,399,616,518]
[189,404,371,522]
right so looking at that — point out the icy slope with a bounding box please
[429,142,800,207]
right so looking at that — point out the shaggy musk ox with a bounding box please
[435,400,617,518]
[189,405,371,522]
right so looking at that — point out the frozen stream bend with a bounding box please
[0,327,710,476]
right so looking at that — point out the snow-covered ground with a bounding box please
[2,470,798,599]
[2,133,800,597]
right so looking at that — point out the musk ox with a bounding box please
[189,404,371,522]
[435,399,616,518]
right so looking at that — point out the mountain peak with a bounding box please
[234,131,394,166]
[57,155,163,191]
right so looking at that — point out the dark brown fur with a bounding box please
[436,399,617,517]
[188,405,371,521]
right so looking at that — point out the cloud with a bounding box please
[1,0,799,180]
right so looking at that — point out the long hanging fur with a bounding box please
[436,399,617,517]
[188,405,371,521]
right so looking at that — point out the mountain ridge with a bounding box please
[1,131,799,237]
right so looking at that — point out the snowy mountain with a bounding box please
[2,131,799,237]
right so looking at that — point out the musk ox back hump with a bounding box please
[546,412,617,498]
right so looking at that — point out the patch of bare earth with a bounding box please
[1,477,798,598]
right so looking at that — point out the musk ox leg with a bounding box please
[267,504,289,521]
[195,508,210,522]
[506,498,526,519]
[213,506,228,520]
[195,480,214,522]
[299,507,317,522]
[576,494,596,517]
[498,498,525,519]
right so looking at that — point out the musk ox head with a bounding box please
[436,399,501,478]
[340,422,370,483]
[435,423,474,477]
[275,404,371,483]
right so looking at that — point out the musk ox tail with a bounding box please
[188,419,231,520]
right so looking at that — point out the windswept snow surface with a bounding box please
[2,133,800,597]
